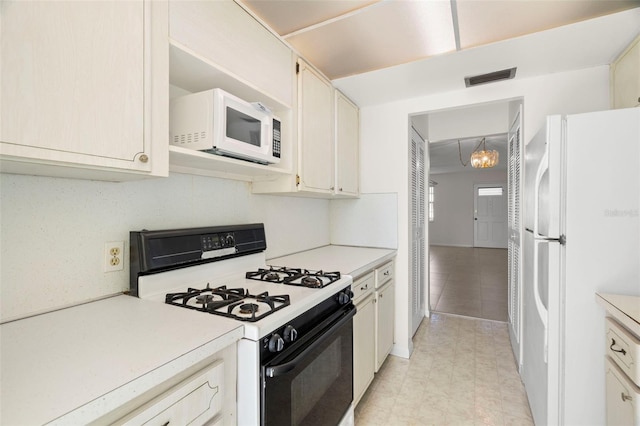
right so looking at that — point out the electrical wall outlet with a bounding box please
[104,241,125,272]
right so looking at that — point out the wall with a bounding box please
[357,65,610,359]
[429,169,507,247]
[427,101,511,141]
[0,173,330,322]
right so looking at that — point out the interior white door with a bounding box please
[508,106,524,368]
[410,127,426,336]
[474,183,508,248]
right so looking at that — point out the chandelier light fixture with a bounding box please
[458,137,499,169]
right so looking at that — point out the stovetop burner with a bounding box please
[245,266,341,288]
[165,285,290,322]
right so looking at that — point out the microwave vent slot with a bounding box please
[173,131,206,146]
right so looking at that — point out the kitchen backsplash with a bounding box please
[0,173,330,321]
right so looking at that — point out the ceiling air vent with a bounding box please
[465,67,517,87]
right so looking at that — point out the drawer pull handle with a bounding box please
[384,271,390,276]
[610,338,627,355]
[621,392,632,402]
[361,284,368,290]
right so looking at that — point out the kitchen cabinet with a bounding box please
[297,59,335,194]
[167,0,294,182]
[375,261,395,371]
[352,272,376,406]
[597,293,640,425]
[335,91,360,197]
[605,357,640,426]
[169,0,293,109]
[611,34,640,109]
[117,358,231,425]
[252,61,360,198]
[0,295,243,425]
[0,0,169,181]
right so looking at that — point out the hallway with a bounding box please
[354,313,533,425]
[429,246,508,322]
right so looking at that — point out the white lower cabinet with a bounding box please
[353,294,375,406]
[374,261,395,372]
[605,357,640,425]
[111,344,237,426]
[598,295,640,425]
[352,260,396,406]
[352,272,375,406]
[375,280,395,372]
[118,361,225,426]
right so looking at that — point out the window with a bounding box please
[428,186,434,222]
[478,187,503,196]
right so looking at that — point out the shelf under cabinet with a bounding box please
[169,145,291,182]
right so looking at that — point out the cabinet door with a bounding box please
[612,35,640,109]
[375,281,395,372]
[605,358,640,426]
[353,294,375,406]
[0,0,167,178]
[335,91,359,197]
[297,60,334,193]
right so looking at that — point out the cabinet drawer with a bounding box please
[118,360,224,425]
[375,261,394,288]
[352,272,374,303]
[606,317,640,387]
[605,356,640,425]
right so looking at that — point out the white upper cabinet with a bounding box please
[252,60,360,198]
[0,0,169,181]
[611,34,640,109]
[297,59,335,194]
[166,0,294,181]
[335,91,360,197]
[169,0,293,109]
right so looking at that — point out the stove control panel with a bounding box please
[201,232,237,260]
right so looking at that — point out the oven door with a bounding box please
[262,305,355,426]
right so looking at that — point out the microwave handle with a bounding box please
[265,306,355,378]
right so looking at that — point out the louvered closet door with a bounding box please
[508,106,523,368]
[411,128,426,336]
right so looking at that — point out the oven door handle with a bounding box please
[265,306,356,378]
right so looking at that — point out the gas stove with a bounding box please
[129,223,355,426]
[246,266,341,288]
[165,284,291,322]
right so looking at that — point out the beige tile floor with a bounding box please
[354,313,533,426]
[429,246,508,322]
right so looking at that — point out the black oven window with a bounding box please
[291,338,342,425]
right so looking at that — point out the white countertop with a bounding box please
[0,294,243,425]
[269,245,396,279]
[596,293,640,336]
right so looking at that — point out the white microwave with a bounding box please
[170,88,281,164]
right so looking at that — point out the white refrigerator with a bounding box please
[521,107,640,425]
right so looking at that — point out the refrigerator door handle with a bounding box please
[532,146,549,240]
[532,237,549,363]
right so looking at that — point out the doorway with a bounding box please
[412,99,521,323]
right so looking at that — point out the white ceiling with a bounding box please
[241,0,639,80]
[239,1,640,174]
[239,1,640,107]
